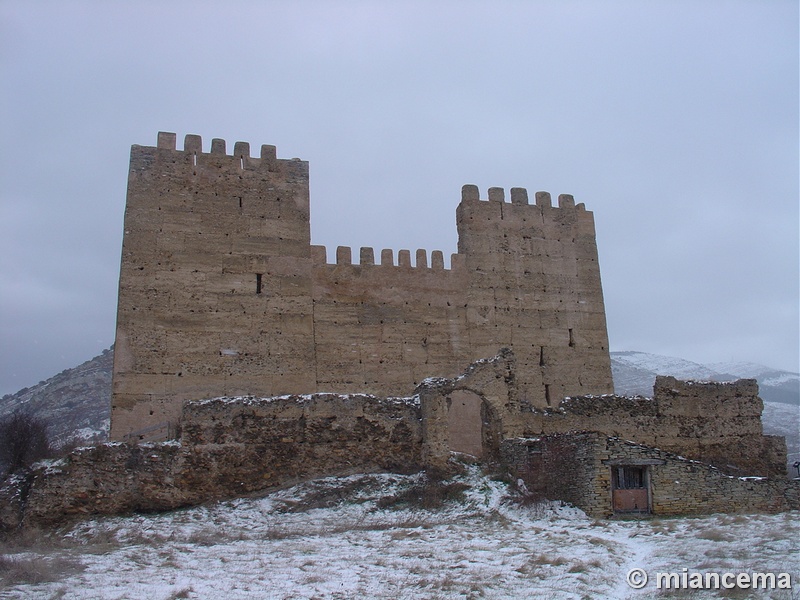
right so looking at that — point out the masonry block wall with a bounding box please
[602,438,800,517]
[181,393,422,475]
[111,133,613,439]
[3,355,793,529]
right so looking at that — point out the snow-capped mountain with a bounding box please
[611,350,799,406]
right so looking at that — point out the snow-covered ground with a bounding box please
[2,468,798,599]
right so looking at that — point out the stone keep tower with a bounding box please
[456,185,611,407]
[111,133,613,441]
[112,132,315,440]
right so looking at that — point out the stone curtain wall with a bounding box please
[2,352,795,529]
[181,394,422,473]
[1,394,422,529]
[111,132,613,441]
[309,247,471,395]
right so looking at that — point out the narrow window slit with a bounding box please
[568,328,575,347]
[256,273,262,294]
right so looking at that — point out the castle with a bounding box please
[3,132,796,528]
[110,132,613,440]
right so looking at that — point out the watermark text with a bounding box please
[626,568,792,591]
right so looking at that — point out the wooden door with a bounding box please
[611,466,650,514]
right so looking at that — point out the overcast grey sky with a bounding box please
[1,1,797,395]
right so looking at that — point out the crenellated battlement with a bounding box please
[111,131,613,440]
[310,245,463,271]
[151,131,303,173]
[460,184,585,210]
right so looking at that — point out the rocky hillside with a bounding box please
[0,348,112,447]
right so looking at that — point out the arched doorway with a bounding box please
[447,390,484,458]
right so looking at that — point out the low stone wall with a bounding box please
[0,394,422,529]
[181,393,421,472]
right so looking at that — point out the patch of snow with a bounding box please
[190,392,421,409]
[141,439,182,448]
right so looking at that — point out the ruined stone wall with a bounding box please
[111,133,613,440]
[5,354,796,529]
[523,376,786,477]
[418,354,786,478]
[2,393,421,529]
[180,393,422,474]
[595,438,799,517]
[416,348,526,468]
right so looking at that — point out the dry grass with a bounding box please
[567,558,603,573]
[695,527,735,542]
[0,553,84,588]
[529,553,569,567]
[376,478,470,510]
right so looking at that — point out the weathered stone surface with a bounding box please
[18,131,788,528]
[521,376,784,477]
